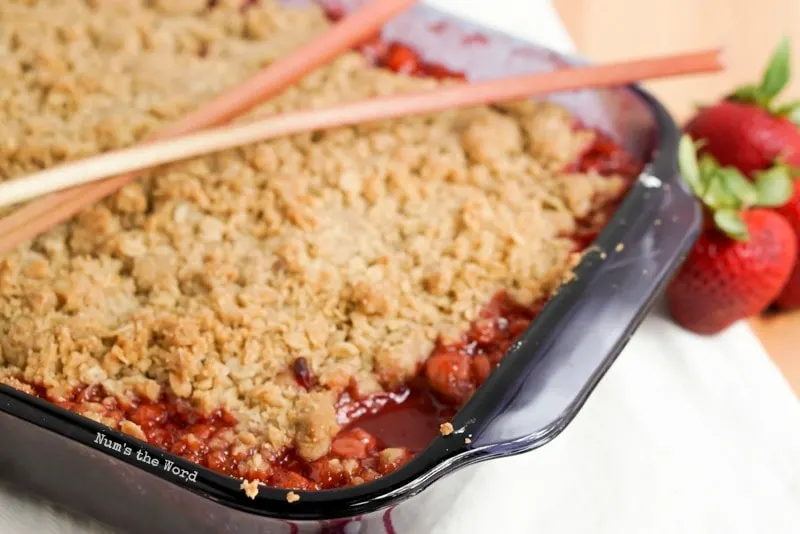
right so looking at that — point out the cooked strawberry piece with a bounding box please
[424,349,474,404]
[330,428,379,459]
[269,468,316,491]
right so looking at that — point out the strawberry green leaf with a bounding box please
[771,99,800,116]
[771,99,800,125]
[759,36,791,100]
[790,106,800,126]
[678,135,703,196]
[771,156,800,177]
[732,84,763,103]
[698,153,718,177]
[713,209,749,241]
[754,165,794,206]
[703,172,739,209]
[731,37,793,110]
[718,167,758,206]
[678,135,760,210]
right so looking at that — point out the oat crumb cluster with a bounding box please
[0,0,627,478]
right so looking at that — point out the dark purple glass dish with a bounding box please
[0,2,700,533]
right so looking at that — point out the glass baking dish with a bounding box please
[0,1,700,532]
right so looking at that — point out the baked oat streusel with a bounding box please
[0,0,634,490]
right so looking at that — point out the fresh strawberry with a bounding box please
[685,38,800,177]
[666,136,796,335]
[775,180,800,307]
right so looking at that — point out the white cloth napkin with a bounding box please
[2,2,800,533]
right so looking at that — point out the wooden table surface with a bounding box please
[553,0,800,395]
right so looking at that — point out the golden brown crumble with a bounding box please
[240,479,261,499]
[439,422,454,436]
[286,490,300,503]
[0,0,626,464]
[119,420,148,441]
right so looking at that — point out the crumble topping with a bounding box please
[286,491,300,503]
[240,479,261,499]
[439,422,454,436]
[0,0,627,466]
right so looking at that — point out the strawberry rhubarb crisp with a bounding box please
[0,0,640,493]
